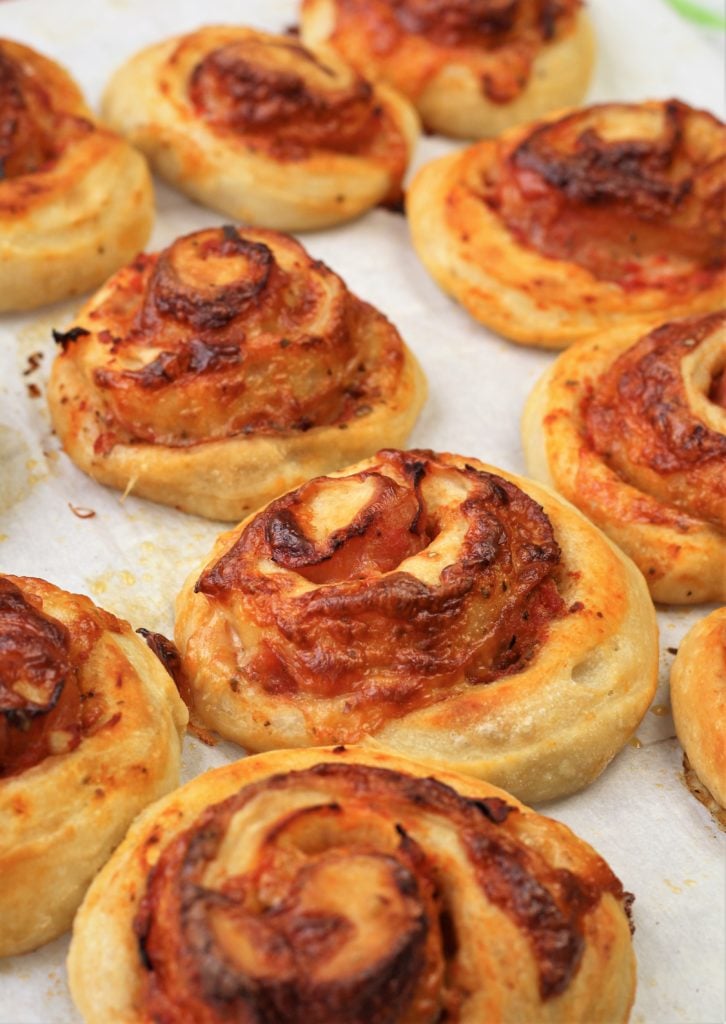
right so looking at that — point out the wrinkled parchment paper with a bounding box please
[0,1,723,1020]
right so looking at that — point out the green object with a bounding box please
[663,0,726,28]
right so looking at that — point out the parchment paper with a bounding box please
[0,1,724,1021]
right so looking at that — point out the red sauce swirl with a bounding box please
[133,762,628,1021]
[391,0,569,47]
[322,0,580,104]
[57,227,400,451]
[188,38,385,157]
[196,450,566,735]
[0,578,81,777]
[485,101,726,288]
[0,43,91,181]
[583,311,726,529]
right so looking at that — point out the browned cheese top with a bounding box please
[167,27,409,192]
[133,760,629,1023]
[322,0,581,104]
[55,226,405,452]
[0,40,92,211]
[196,450,566,737]
[483,101,726,289]
[583,311,726,529]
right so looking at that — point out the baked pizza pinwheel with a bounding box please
[523,310,726,604]
[47,226,425,522]
[0,575,187,957]
[301,0,594,139]
[671,607,726,811]
[101,25,418,231]
[0,38,153,313]
[175,449,658,803]
[407,100,726,347]
[67,745,636,1024]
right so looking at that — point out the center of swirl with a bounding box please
[134,763,623,1021]
[146,226,274,331]
[486,101,726,284]
[0,578,81,777]
[265,473,433,584]
[197,451,566,724]
[188,37,378,154]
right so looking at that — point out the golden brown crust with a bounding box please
[670,607,726,810]
[101,26,419,231]
[0,38,153,313]
[67,745,636,1024]
[300,0,594,139]
[175,449,658,803]
[407,101,726,348]
[47,227,426,522]
[522,312,726,603]
[0,575,187,957]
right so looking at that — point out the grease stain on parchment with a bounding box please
[0,428,41,513]
[87,569,168,634]
[84,519,220,635]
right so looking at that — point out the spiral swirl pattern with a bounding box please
[584,311,726,530]
[61,227,374,447]
[407,100,725,346]
[193,449,565,737]
[189,35,385,158]
[488,100,726,288]
[102,26,418,229]
[48,227,424,520]
[67,748,637,1024]
[176,449,658,802]
[523,310,726,602]
[0,40,90,179]
[0,576,186,955]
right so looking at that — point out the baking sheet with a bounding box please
[0,0,724,1021]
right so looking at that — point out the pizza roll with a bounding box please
[670,607,726,811]
[175,448,658,803]
[47,225,426,522]
[67,745,636,1024]
[301,0,594,139]
[101,25,418,231]
[407,100,726,347]
[0,38,153,313]
[523,311,726,604]
[0,575,187,957]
